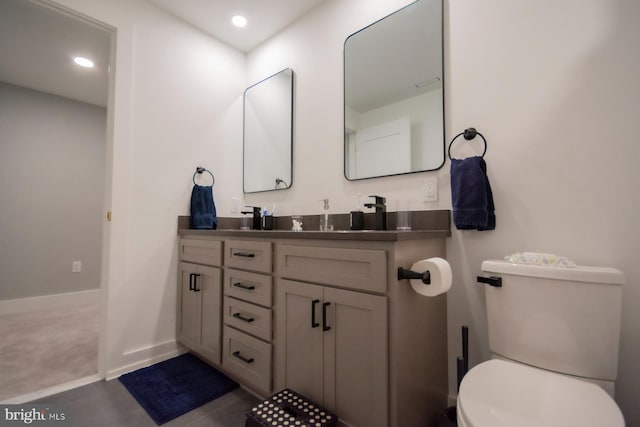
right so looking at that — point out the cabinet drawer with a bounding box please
[276,244,387,293]
[224,296,272,342]
[224,268,272,307]
[225,239,272,273]
[179,238,222,266]
[222,326,272,394]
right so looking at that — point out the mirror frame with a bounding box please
[343,0,445,181]
[243,68,294,193]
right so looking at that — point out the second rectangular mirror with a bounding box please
[344,0,444,180]
[243,68,294,193]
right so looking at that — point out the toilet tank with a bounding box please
[481,260,624,381]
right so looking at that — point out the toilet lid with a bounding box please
[457,359,624,427]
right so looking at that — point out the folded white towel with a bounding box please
[504,252,576,268]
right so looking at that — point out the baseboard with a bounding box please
[0,289,101,316]
[105,340,187,380]
[0,374,102,405]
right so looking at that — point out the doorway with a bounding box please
[0,0,114,401]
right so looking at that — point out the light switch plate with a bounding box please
[72,261,82,273]
[231,197,241,213]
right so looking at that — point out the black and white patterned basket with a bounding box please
[245,389,337,427]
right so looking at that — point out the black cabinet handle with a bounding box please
[233,252,256,258]
[477,276,502,287]
[233,312,255,323]
[232,282,256,290]
[232,351,254,364]
[322,302,331,332]
[189,273,195,291]
[192,273,201,292]
[311,299,320,328]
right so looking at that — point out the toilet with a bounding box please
[457,259,626,426]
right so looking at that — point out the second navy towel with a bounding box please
[450,156,495,230]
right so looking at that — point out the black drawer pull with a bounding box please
[233,312,255,323]
[232,351,254,364]
[232,282,256,290]
[233,252,256,258]
[189,273,195,291]
[322,302,331,332]
[311,299,320,328]
[477,276,502,287]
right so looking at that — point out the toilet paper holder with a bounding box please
[397,267,431,284]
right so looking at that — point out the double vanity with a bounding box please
[179,0,449,424]
[177,210,450,427]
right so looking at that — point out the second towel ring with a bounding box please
[448,128,487,160]
[193,167,215,186]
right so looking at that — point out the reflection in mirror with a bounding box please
[344,0,444,180]
[243,68,294,193]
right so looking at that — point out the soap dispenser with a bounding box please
[320,199,333,231]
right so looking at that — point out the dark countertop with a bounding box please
[178,210,451,241]
[178,228,450,241]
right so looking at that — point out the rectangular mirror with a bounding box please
[344,0,444,180]
[243,68,294,193]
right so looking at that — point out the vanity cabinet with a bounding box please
[178,222,450,427]
[273,237,449,427]
[177,238,223,365]
[276,278,388,427]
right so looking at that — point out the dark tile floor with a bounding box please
[31,379,259,427]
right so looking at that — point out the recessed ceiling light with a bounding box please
[232,15,247,28]
[73,56,94,68]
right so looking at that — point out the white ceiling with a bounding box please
[146,0,329,53]
[0,0,111,107]
[0,0,329,107]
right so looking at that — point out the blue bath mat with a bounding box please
[119,353,239,425]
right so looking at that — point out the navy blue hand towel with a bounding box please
[190,185,218,229]
[450,156,495,230]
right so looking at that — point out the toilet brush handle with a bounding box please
[462,325,469,375]
[457,356,465,392]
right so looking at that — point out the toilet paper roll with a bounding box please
[410,257,452,297]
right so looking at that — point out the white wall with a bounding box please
[0,83,105,300]
[50,0,246,376]
[247,0,640,424]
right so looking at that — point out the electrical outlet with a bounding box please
[72,261,82,273]
[424,177,438,202]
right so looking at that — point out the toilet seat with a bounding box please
[457,359,624,427]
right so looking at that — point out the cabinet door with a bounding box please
[323,287,388,427]
[178,262,200,349]
[275,279,324,405]
[177,262,222,365]
[198,265,222,364]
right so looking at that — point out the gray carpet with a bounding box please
[0,304,99,400]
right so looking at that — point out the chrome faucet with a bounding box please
[364,195,387,230]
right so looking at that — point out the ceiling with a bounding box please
[146,0,329,53]
[0,0,111,107]
[0,0,328,107]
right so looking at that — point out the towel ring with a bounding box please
[448,128,487,160]
[193,167,215,186]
